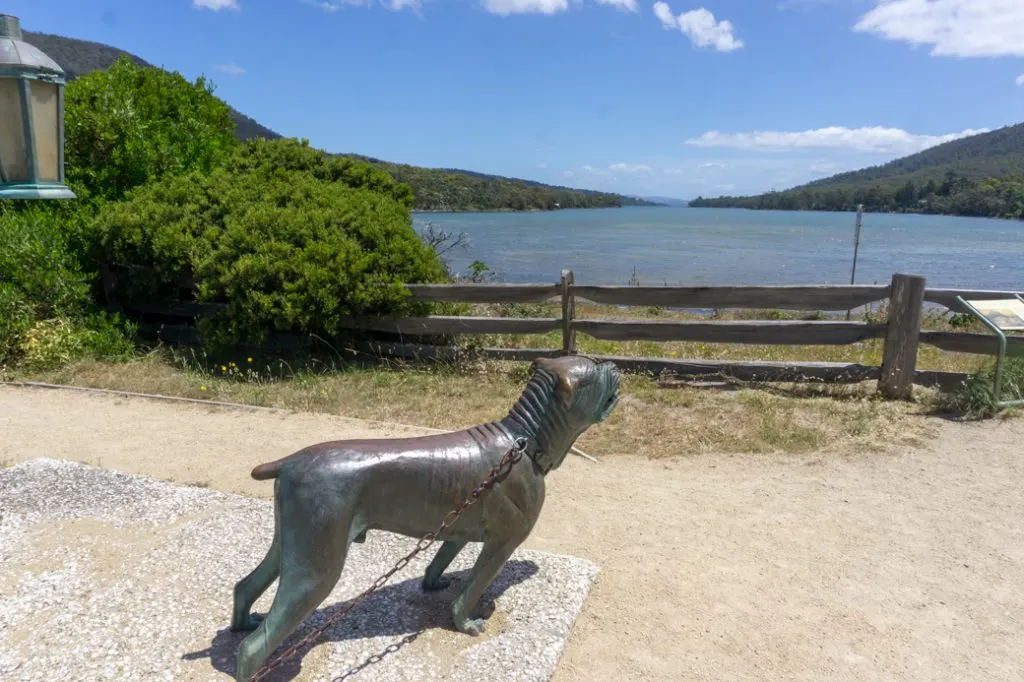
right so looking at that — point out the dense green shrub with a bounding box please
[0,208,136,367]
[95,159,448,345]
[0,283,34,364]
[230,138,415,209]
[63,56,238,203]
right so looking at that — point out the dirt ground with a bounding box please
[3,384,1024,681]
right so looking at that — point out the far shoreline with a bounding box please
[411,204,671,216]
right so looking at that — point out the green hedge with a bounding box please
[95,147,448,345]
[0,208,135,368]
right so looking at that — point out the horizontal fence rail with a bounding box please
[402,283,561,303]
[338,315,562,336]
[924,288,1024,314]
[573,320,887,345]
[920,331,1024,357]
[571,284,891,311]
[358,341,968,391]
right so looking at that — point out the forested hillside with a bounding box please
[26,29,654,212]
[356,157,645,211]
[690,124,1024,219]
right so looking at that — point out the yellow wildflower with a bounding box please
[200,385,207,392]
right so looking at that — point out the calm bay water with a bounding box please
[412,207,1023,291]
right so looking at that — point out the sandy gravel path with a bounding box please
[3,385,1023,681]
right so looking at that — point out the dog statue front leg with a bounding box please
[423,540,467,592]
[451,537,520,635]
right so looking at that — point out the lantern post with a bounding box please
[0,14,75,200]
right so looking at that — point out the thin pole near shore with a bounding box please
[846,204,864,321]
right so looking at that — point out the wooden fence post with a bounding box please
[878,273,926,399]
[561,269,576,355]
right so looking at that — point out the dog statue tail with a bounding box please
[250,458,286,480]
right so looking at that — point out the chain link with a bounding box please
[248,437,529,682]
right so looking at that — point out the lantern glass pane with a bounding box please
[30,80,59,182]
[0,77,28,182]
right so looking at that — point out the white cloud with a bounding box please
[482,0,569,15]
[663,168,683,175]
[1017,73,1024,86]
[596,0,638,12]
[193,0,239,9]
[854,0,1024,58]
[563,170,575,178]
[653,1,675,26]
[214,63,246,76]
[653,3,744,52]
[685,126,989,154]
[609,162,652,173]
[698,161,726,168]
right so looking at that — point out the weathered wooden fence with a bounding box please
[104,267,1024,399]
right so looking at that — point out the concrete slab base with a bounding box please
[0,459,599,681]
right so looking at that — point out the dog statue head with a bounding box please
[504,355,621,473]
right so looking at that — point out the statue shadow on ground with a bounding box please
[183,559,539,682]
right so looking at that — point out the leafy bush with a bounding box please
[0,208,136,367]
[95,155,448,345]
[63,56,238,203]
[230,138,414,209]
[0,207,91,316]
[0,284,34,364]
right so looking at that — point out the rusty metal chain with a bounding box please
[248,436,529,682]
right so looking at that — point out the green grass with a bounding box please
[938,357,1024,419]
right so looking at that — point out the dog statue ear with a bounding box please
[532,358,575,407]
[555,373,575,407]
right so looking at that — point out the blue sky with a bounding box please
[9,0,1024,199]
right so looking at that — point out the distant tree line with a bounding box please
[690,172,1024,219]
[360,160,656,212]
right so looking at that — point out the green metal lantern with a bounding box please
[0,14,75,200]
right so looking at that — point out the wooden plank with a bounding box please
[359,342,561,363]
[912,369,972,391]
[920,331,1024,357]
[122,300,227,318]
[925,288,1024,313]
[561,270,576,354]
[362,344,968,389]
[573,319,886,345]
[580,356,880,383]
[135,323,310,351]
[878,273,926,400]
[571,284,890,311]
[402,283,561,303]
[338,316,561,336]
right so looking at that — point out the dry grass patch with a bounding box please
[17,352,935,458]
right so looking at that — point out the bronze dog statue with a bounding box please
[230,356,621,680]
